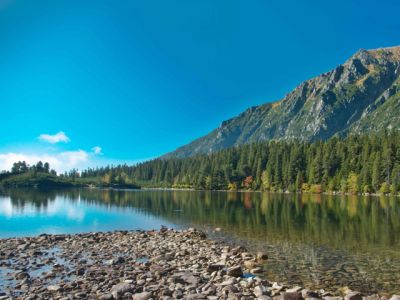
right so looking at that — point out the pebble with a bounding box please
[0,228,395,300]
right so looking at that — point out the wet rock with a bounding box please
[250,267,264,274]
[302,290,320,298]
[345,292,362,300]
[257,252,268,260]
[76,267,85,275]
[227,265,243,277]
[243,260,257,270]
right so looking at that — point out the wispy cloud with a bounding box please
[91,146,102,155]
[38,131,70,144]
[0,150,89,173]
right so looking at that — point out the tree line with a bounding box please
[3,131,400,194]
[76,131,400,194]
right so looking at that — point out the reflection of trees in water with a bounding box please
[2,188,58,211]
[3,188,400,251]
[79,189,400,250]
[2,188,399,295]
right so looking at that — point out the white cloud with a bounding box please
[38,131,70,144]
[91,146,102,155]
[0,150,89,173]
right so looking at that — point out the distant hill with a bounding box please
[164,46,400,158]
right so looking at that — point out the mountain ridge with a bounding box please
[164,45,400,158]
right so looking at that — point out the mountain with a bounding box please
[164,46,400,158]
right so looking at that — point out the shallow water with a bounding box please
[0,188,399,294]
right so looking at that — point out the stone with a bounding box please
[363,295,380,300]
[250,267,264,274]
[76,267,85,275]
[185,293,207,299]
[276,292,303,300]
[207,264,225,273]
[390,296,400,300]
[227,265,243,277]
[272,282,284,291]
[257,252,268,260]
[132,292,152,300]
[111,283,134,300]
[47,285,61,292]
[98,294,113,300]
[244,260,257,270]
[287,287,303,293]
[344,292,362,300]
[219,278,237,286]
[254,285,268,297]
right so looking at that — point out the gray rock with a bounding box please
[47,285,61,292]
[275,292,303,300]
[207,264,225,273]
[110,282,134,299]
[132,292,152,300]
[185,293,207,299]
[254,285,268,297]
[98,294,113,300]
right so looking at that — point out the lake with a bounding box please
[1,188,399,295]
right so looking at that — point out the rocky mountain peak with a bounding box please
[164,46,400,158]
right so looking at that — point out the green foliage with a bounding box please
[72,131,400,194]
[4,131,400,194]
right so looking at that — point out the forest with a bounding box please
[2,131,400,194]
[75,131,400,194]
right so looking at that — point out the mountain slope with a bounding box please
[165,46,400,158]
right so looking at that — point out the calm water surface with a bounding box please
[0,188,399,294]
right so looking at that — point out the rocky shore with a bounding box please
[0,228,398,300]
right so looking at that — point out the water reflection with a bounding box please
[1,188,400,294]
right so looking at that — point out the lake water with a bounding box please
[1,188,399,295]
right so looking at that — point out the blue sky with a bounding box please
[0,0,399,172]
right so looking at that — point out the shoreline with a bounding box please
[0,228,398,300]
[140,187,396,198]
[2,185,397,198]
